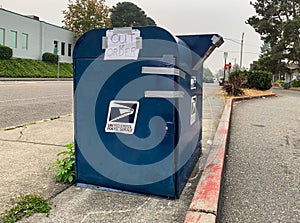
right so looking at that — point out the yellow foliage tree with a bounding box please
[63,0,111,39]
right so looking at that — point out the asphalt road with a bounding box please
[220,89,300,223]
[0,81,73,128]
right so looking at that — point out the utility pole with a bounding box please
[232,58,237,71]
[240,32,244,69]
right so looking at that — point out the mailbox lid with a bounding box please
[73,26,180,60]
[177,34,224,69]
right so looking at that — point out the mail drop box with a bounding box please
[73,26,223,198]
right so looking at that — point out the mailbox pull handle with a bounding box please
[166,122,175,134]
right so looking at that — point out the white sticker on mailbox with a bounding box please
[105,100,139,134]
[190,76,197,90]
[190,96,197,125]
[104,29,141,60]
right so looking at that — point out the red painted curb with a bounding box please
[185,93,276,223]
[233,93,277,102]
[185,211,216,223]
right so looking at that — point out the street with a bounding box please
[220,89,300,223]
[0,81,73,128]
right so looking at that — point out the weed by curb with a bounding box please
[4,122,36,131]
[3,194,51,223]
[50,116,60,120]
[49,142,75,183]
[3,116,61,131]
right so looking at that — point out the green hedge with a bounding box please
[0,58,73,78]
[224,70,272,91]
[291,79,300,88]
[42,52,59,63]
[246,70,272,90]
[0,45,13,60]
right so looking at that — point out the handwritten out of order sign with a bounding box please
[104,29,141,60]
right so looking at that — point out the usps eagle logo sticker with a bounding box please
[105,100,139,134]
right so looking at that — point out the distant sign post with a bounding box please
[224,52,228,59]
[223,52,228,80]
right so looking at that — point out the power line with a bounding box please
[224,37,261,48]
[223,37,240,45]
[244,42,261,48]
[215,50,260,55]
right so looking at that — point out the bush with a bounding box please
[277,80,286,85]
[0,45,13,60]
[222,71,246,96]
[291,79,300,88]
[246,70,272,90]
[273,80,285,88]
[42,52,58,63]
[282,82,291,89]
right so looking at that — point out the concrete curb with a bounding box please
[184,93,276,223]
[0,78,72,81]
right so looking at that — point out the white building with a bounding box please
[0,8,74,63]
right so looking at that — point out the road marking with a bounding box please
[0,95,71,103]
[0,82,72,87]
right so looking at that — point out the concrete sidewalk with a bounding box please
[0,83,225,223]
[0,115,73,215]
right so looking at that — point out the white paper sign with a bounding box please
[104,29,141,60]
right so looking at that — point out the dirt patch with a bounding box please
[215,88,274,99]
[290,87,300,91]
[241,88,273,97]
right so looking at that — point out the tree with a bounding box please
[232,63,240,72]
[216,68,225,80]
[146,17,156,26]
[63,0,111,39]
[250,42,287,74]
[203,67,213,78]
[110,2,156,27]
[260,42,271,55]
[247,0,300,67]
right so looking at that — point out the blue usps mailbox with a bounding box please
[73,26,223,198]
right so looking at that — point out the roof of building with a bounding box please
[0,7,73,33]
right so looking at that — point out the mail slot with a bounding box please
[73,26,223,198]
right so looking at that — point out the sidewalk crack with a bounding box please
[18,127,27,140]
[189,208,217,216]
[0,138,66,147]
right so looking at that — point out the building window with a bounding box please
[68,44,72,57]
[21,33,28,50]
[61,42,65,56]
[53,41,58,54]
[0,28,4,45]
[10,30,17,48]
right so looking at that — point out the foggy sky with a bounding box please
[0,0,262,72]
